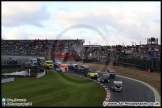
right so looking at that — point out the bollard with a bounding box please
[148,68,150,73]
[147,68,151,73]
[36,73,38,79]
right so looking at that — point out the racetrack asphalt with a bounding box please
[65,69,155,103]
[1,55,155,103]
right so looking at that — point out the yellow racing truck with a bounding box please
[86,69,98,79]
[43,60,54,69]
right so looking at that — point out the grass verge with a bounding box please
[2,71,106,107]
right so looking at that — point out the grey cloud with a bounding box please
[2,3,50,28]
[52,3,160,45]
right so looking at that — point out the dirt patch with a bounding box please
[76,62,161,96]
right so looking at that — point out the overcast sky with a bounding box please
[2,1,160,46]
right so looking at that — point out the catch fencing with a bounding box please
[1,77,15,83]
[115,57,161,72]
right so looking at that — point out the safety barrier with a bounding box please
[1,77,15,83]
[36,70,47,79]
[2,71,29,76]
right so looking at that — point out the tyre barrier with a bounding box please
[65,73,110,106]
[1,65,21,68]
[1,77,15,83]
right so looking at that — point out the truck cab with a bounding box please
[68,61,78,70]
[56,64,69,72]
[111,81,123,91]
[107,69,116,78]
[43,60,54,69]
[97,72,110,82]
[30,59,38,65]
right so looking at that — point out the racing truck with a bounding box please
[111,81,123,91]
[75,65,89,74]
[107,69,116,78]
[53,59,62,69]
[23,58,44,68]
[85,69,98,78]
[55,63,68,72]
[4,57,18,64]
[68,61,78,70]
[97,72,110,82]
[42,60,54,69]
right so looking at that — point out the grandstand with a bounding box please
[1,39,84,60]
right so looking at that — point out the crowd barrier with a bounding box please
[1,77,15,83]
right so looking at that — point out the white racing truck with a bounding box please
[68,61,78,70]
[111,81,123,92]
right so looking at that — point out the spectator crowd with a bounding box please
[1,39,83,57]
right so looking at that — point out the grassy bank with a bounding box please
[2,71,106,107]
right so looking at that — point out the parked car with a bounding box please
[107,69,116,78]
[97,72,110,82]
[4,57,18,64]
[111,81,123,91]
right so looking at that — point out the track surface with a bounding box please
[66,70,155,102]
[1,55,155,103]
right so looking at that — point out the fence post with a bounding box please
[140,59,142,70]
[146,59,147,71]
[122,57,123,66]
[127,58,128,67]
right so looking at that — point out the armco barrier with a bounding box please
[65,73,110,106]
[1,77,15,83]
[36,70,46,79]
